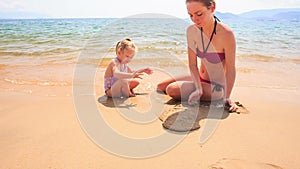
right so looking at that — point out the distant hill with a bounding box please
[214,8,300,21]
[239,8,300,21]
[273,11,300,21]
[215,11,240,20]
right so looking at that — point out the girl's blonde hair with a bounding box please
[115,38,137,54]
[185,0,215,9]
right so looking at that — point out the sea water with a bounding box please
[1,17,299,65]
[0,17,299,95]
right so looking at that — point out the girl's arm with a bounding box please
[128,67,153,75]
[114,70,135,79]
[110,61,133,79]
[113,64,144,79]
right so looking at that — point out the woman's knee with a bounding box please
[157,81,169,92]
[166,83,181,99]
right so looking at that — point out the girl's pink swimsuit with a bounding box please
[104,58,128,92]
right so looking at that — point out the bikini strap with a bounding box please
[214,15,221,22]
[200,18,218,56]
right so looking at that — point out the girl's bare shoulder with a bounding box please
[108,58,118,66]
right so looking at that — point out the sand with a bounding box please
[1,57,300,168]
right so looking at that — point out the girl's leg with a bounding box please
[157,75,192,92]
[129,79,139,89]
[106,79,131,97]
[120,81,132,97]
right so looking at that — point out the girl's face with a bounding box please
[186,1,214,28]
[117,48,135,64]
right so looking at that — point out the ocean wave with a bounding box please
[138,46,186,53]
[0,48,82,57]
[3,78,71,87]
[237,54,300,63]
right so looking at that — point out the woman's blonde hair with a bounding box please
[115,38,137,54]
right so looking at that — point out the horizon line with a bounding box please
[1,7,299,20]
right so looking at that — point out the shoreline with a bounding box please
[1,56,300,97]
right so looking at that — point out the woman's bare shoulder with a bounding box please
[186,24,198,32]
[217,22,234,36]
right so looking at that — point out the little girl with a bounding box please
[104,38,153,97]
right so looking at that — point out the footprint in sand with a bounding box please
[209,158,283,169]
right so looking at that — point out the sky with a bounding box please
[1,0,300,18]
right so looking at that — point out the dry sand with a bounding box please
[1,58,300,168]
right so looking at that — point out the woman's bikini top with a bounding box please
[196,17,225,64]
[196,49,225,64]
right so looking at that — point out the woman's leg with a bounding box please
[166,81,224,101]
[200,83,224,101]
[166,81,195,100]
[157,75,192,92]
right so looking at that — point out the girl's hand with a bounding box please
[133,72,144,79]
[225,98,239,112]
[137,68,153,75]
[143,68,153,75]
[188,89,203,105]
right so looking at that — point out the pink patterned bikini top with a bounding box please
[196,48,225,64]
[104,57,128,91]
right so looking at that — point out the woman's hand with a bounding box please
[188,89,203,105]
[225,98,239,112]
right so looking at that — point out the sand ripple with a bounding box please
[209,158,283,169]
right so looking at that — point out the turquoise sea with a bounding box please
[0,16,299,95]
[0,17,299,66]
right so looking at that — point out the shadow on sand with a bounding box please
[98,91,248,133]
[160,98,248,132]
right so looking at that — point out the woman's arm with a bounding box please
[186,25,203,104]
[224,30,236,100]
[223,28,239,112]
[187,25,202,91]
[187,47,203,104]
[188,48,202,92]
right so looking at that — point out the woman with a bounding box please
[157,0,238,111]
